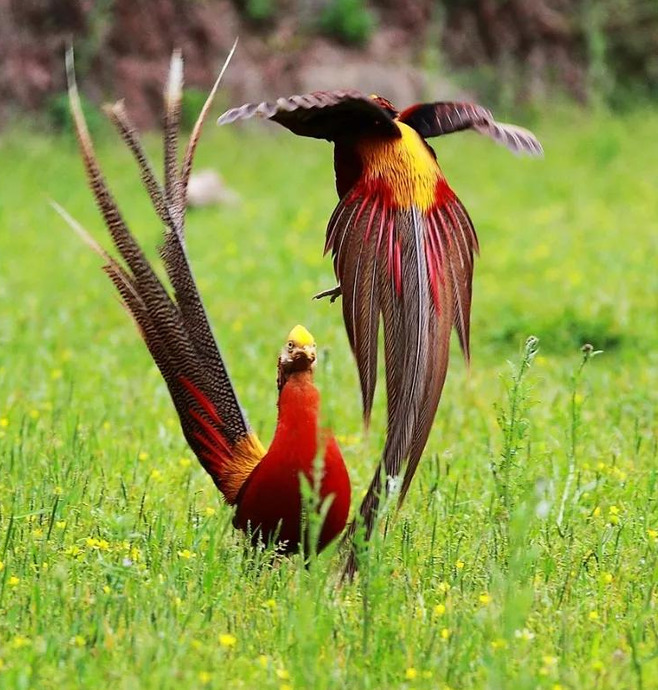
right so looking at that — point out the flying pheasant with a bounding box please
[56,48,351,555]
[218,91,542,564]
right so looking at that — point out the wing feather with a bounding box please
[218,90,401,140]
[399,102,543,156]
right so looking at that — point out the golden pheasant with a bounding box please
[218,90,542,562]
[56,48,351,555]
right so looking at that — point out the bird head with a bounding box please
[277,325,317,389]
[369,94,397,116]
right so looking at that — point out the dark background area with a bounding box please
[1,0,657,129]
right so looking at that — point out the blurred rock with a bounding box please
[187,169,240,208]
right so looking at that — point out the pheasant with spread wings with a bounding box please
[218,91,542,567]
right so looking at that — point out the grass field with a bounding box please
[0,103,657,689]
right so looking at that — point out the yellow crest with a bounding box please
[286,324,315,348]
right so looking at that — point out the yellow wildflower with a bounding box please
[440,628,451,640]
[70,635,85,647]
[478,592,492,605]
[8,576,20,587]
[150,469,162,481]
[0,418,8,428]
[433,603,446,616]
[29,409,39,420]
[276,669,290,680]
[0,561,4,572]
[103,585,111,594]
[257,654,269,668]
[405,667,418,680]
[264,598,277,609]
[198,671,211,685]
[491,638,507,650]
[11,636,30,649]
[55,520,67,530]
[179,457,192,468]
[51,369,63,380]
[592,506,601,518]
[219,633,236,648]
[178,549,196,560]
[138,451,149,461]
[601,571,613,584]
[455,560,465,570]
[204,506,216,517]
[588,610,599,621]
[540,655,558,675]
[438,581,451,593]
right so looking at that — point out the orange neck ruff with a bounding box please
[356,121,441,211]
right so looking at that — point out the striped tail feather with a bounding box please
[57,43,263,505]
[331,183,476,577]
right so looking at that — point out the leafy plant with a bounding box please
[44,91,102,136]
[244,0,276,23]
[318,0,376,46]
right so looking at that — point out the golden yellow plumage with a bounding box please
[357,122,440,211]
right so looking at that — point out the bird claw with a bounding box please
[313,286,341,303]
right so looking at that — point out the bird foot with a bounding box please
[313,285,341,303]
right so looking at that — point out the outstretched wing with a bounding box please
[59,44,265,505]
[218,90,401,140]
[400,102,543,156]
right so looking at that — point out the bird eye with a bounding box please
[287,341,294,350]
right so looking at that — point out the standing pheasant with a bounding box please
[218,91,542,564]
[56,48,350,555]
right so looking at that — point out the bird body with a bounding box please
[235,367,350,552]
[59,48,350,556]
[218,91,542,569]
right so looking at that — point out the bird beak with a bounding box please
[293,346,316,365]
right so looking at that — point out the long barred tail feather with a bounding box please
[58,42,262,505]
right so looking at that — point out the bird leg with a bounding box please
[313,285,342,303]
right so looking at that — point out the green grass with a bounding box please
[0,105,657,689]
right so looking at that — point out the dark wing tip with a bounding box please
[216,89,396,132]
